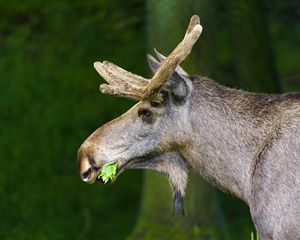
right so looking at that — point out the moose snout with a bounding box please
[81,167,92,181]
[77,145,99,184]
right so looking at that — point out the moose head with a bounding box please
[78,16,202,215]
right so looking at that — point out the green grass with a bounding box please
[251,232,260,240]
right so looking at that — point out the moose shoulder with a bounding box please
[77,15,300,240]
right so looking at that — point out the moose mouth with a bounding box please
[95,159,138,184]
[95,162,121,185]
[96,155,154,184]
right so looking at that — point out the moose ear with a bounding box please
[147,51,189,77]
[147,54,160,74]
[154,49,189,77]
[147,54,189,105]
[163,71,189,104]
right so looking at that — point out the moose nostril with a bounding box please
[81,167,92,182]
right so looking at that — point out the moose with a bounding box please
[78,15,300,239]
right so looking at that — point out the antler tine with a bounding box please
[94,61,148,100]
[100,84,143,100]
[101,61,149,87]
[94,61,148,87]
[141,15,202,99]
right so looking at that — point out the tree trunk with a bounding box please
[229,0,281,93]
[128,0,228,239]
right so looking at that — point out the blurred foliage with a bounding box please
[0,0,299,240]
[264,0,300,91]
[0,1,145,239]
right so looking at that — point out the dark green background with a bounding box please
[0,1,299,239]
[1,1,145,239]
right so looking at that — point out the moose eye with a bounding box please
[138,108,153,124]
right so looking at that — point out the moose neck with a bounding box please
[181,77,272,203]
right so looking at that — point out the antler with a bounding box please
[94,15,202,101]
[153,48,189,77]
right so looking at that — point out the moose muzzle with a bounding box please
[77,144,100,184]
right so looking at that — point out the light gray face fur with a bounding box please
[78,60,192,214]
[78,56,300,238]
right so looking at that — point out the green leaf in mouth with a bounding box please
[97,162,118,183]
